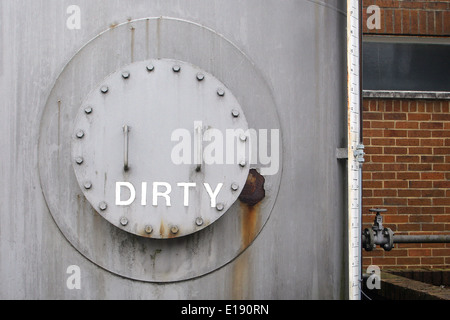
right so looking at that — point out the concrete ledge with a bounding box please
[374,271,450,300]
[363,90,450,100]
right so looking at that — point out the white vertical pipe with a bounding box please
[347,0,363,300]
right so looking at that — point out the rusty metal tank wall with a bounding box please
[0,0,348,299]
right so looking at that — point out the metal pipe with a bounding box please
[394,235,450,243]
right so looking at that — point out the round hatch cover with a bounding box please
[71,59,250,239]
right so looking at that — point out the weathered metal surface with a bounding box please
[0,0,348,299]
[38,17,281,283]
[71,58,250,239]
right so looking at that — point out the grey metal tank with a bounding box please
[0,0,348,299]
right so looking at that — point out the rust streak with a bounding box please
[240,202,261,249]
[159,221,165,238]
[232,170,265,299]
[130,25,135,63]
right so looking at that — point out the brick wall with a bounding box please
[362,1,450,270]
[362,99,450,269]
[363,0,450,36]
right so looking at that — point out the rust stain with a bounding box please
[231,251,249,299]
[159,220,165,238]
[109,22,118,29]
[240,202,261,249]
[232,170,266,299]
[130,25,135,63]
[238,169,265,248]
[239,169,265,206]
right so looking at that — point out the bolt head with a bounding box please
[217,88,225,97]
[239,160,247,168]
[240,134,248,142]
[231,183,239,191]
[120,217,128,226]
[171,226,179,234]
[172,65,181,73]
[216,203,225,212]
[100,86,109,94]
[75,157,84,165]
[84,107,93,114]
[84,182,92,190]
[195,217,204,226]
[196,73,205,81]
[122,71,130,79]
[76,130,85,139]
[146,64,155,72]
[144,225,153,234]
[231,109,240,118]
[99,202,107,211]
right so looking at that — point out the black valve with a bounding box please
[362,208,394,252]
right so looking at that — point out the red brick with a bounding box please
[408,113,431,121]
[421,155,445,163]
[421,257,445,265]
[420,122,444,130]
[385,181,408,188]
[421,172,445,180]
[364,163,383,171]
[432,131,450,138]
[365,181,383,189]
[384,130,407,138]
[397,172,420,180]
[398,189,421,197]
[408,147,432,155]
[408,198,431,206]
[422,189,445,198]
[434,216,450,223]
[409,215,433,223]
[433,164,450,171]
[408,164,432,171]
[384,147,407,154]
[434,181,450,188]
[398,224,421,231]
[422,224,446,231]
[421,139,444,146]
[372,172,396,180]
[397,139,420,146]
[409,180,432,188]
[384,163,407,171]
[384,198,407,206]
[364,112,383,120]
[395,121,418,129]
[384,113,407,121]
[409,249,432,257]
[372,138,396,146]
[372,155,396,163]
[423,207,445,214]
[432,248,450,255]
[432,113,450,121]
[371,121,395,129]
[433,147,450,155]
[433,198,450,206]
[396,155,420,163]
[397,257,420,265]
